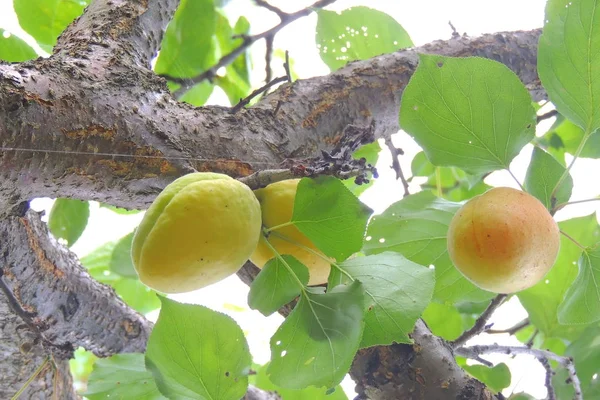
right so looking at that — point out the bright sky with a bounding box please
[2,0,600,398]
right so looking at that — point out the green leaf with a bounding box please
[540,118,600,159]
[178,81,214,107]
[343,141,381,197]
[154,0,217,78]
[146,297,252,400]
[267,281,365,389]
[422,302,463,341]
[364,191,494,304]
[524,147,573,210]
[248,255,309,316]
[14,0,90,52]
[215,70,251,106]
[337,252,434,346]
[518,214,600,339]
[48,198,90,246]
[400,55,536,175]
[70,347,97,389]
[82,241,160,314]
[253,363,348,400]
[462,363,511,394]
[538,0,600,132]
[315,7,413,71]
[99,203,141,215]
[292,176,372,261]
[508,393,536,400]
[558,244,600,324]
[84,353,166,400]
[0,29,37,62]
[109,232,137,278]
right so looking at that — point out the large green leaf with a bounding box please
[363,191,494,304]
[558,244,600,324]
[538,0,600,132]
[0,29,37,62]
[546,119,600,159]
[48,198,90,247]
[524,147,573,210]
[422,302,463,341]
[154,0,217,78]
[462,363,511,394]
[146,297,252,400]
[400,55,536,175]
[292,176,372,261]
[14,0,90,52]
[252,363,348,400]
[267,281,365,389]
[81,240,160,314]
[110,232,137,278]
[315,7,413,71]
[518,214,600,339]
[248,255,309,316]
[84,354,165,400]
[336,252,434,347]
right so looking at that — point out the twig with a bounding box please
[169,0,336,98]
[448,21,460,38]
[486,318,530,335]
[539,357,556,400]
[231,76,288,113]
[385,137,410,197]
[525,329,539,348]
[255,0,288,18]
[537,109,558,123]
[451,294,507,348]
[264,34,274,84]
[456,345,581,400]
[553,196,600,213]
[283,50,292,83]
[560,230,587,251]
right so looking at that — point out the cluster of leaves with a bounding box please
[4,0,600,398]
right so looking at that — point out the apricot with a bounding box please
[131,172,262,294]
[447,187,560,293]
[250,179,332,286]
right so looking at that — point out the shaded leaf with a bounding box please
[0,29,37,62]
[422,302,463,341]
[110,232,137,278]
[524,147,573,210]
[400,55,535,175]
[462,363,511,394]
[267,281,365,389]
[248,255,309,316]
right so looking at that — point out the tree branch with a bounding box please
[451,294,507,348]
[169,0,336,97]
[1,29,543,215]
[456,344,582,400]
[385,137,410,197]
[486,318,530,335]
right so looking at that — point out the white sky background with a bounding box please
[2,0,600,398]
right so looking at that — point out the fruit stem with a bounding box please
[263,221,295,233]
[507,168,524,191]
[435,167,443,198]
[261,235,309,292]
[269,231,355,283]
[559,230,587,251]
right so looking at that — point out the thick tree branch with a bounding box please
[1,29,542,215]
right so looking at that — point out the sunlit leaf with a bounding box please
[336,252,434,346]
[364,191,494,304]
[146,297,251,400]
[422,302,463,341]
[292,176,372,261]
[316,7,413,71]
[538,0,600,132]
[0,29,37,62]
[48,198,90,247]
[400,55,535,175]
[84,354,165,400]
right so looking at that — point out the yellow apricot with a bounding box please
[250,179,332,286]
[131,172,262,294]
[447,187,560,294]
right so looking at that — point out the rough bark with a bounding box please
[0,0,548,397]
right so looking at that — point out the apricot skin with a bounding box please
[447,187,560,294]
[250,179,332,286]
